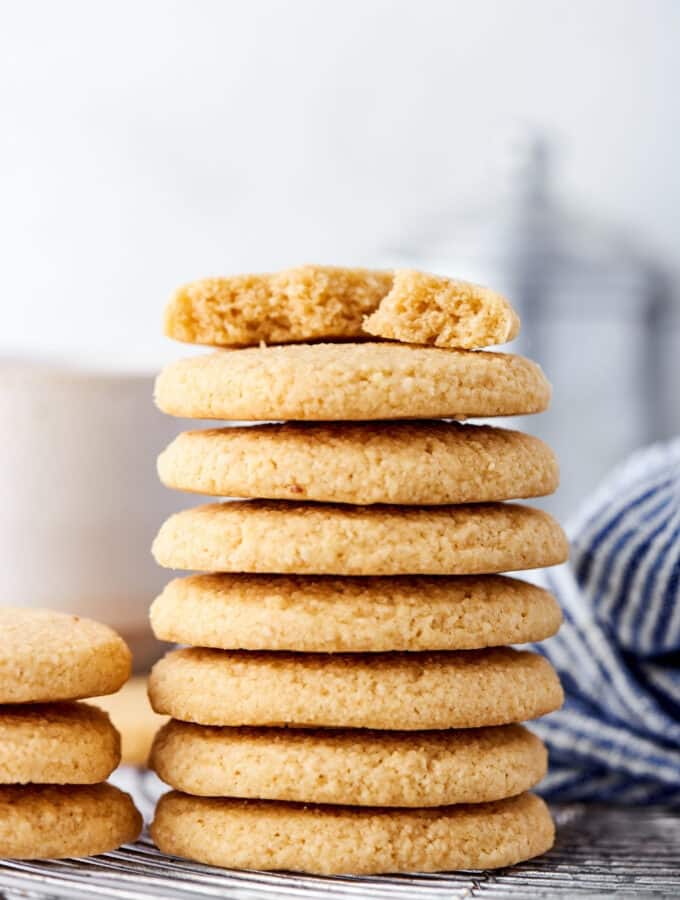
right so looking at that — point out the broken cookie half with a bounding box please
[362,269,519,350]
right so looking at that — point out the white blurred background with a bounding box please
[1,0,678,645]
[2,0,678,361]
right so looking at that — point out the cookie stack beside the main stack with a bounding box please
[0,609,142,860]
[147,265,568,876]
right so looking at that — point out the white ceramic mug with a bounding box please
[0,356,193,669]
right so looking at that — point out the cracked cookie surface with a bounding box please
[154,342,551,421]
[148,646,564,729]
[152,500,568,576]
[158,421,558,505]
[150,720,546,806]
[151,791,554,874]
[150,573,562,652]
[0,608,131,704]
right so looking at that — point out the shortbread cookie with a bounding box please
[0,702,120,784]
[151,501,568,576]
[150,721,546,806]
[157,422,558,505]
[164,265,518,351]
[0,783,142,859]
[150,574,562,652]
[154,343,551,421]
[148,647,563,729]
[363,269,519,349]
[151,792,554,874]
[164,265,393,346]
[93,677,168,767]
[0,608,131,704]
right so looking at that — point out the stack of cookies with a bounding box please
[0,608,142,859]
[147,266,568,876]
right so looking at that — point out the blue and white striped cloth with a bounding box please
[530,436,680,804]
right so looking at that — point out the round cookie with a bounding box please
[92,677,168,767]
[151,792,554,874]
[0,783,142,859]
[157,422,559,505]
[0,609,131,704]
[148,647,564,729]
[0,702,120,784]
[151,501,568,576]
[150,721,547,807]
[151,573,562,652]
[153,343,551,421]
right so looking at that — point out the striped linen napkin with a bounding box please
[530,436,680,804]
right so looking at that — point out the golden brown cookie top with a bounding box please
[150,572,562,652]
[154,342,551,421]
[0,701,120,784]
[151,792,554,875]
[0,783,142,859]
[0,608,131,703]
[148,646,564,730]
[150,719,546,807]
[158,421,558,505]
[151,500,568,576]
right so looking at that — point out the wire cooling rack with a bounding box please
[1,769,679,899]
